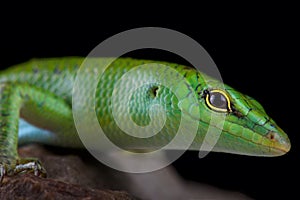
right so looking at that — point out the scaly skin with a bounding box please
[0,57,291,181]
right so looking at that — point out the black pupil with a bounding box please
[210,92,227,108]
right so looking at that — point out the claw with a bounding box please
[14,160,47,178]
[0,158,47,184]
[0,165,6,183]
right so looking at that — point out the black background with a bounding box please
[1,4,298,199]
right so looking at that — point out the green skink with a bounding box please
[0,57,291,181]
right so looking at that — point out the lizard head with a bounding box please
[195,80,291,156]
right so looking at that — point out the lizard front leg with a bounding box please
[0,82,80,183]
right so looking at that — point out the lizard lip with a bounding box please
[270,137,291,156]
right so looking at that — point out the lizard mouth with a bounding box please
[269,139,291,156]
[181,108,291,156]
[262,130,291,156]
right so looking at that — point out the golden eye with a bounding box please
[205,89,232,112]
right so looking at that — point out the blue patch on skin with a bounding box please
[18,119,54,145]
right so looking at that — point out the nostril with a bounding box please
[266,130,291,153]
[266,131,276,141]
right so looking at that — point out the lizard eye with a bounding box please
[205,89,232,113]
